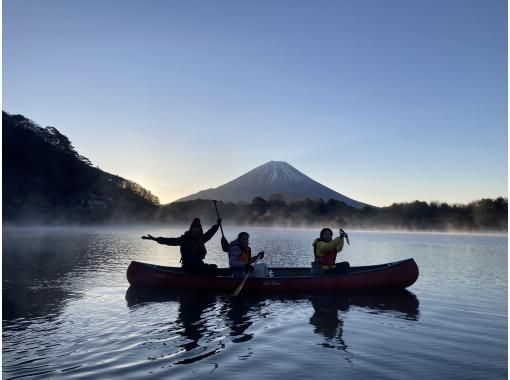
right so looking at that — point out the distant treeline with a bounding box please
[158,196,508,232]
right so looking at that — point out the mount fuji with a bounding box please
[176,161,369,208]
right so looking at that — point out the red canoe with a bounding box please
[126,258,419,294]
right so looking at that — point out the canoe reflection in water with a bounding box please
[309,291,419,354]
[125,287,419,365]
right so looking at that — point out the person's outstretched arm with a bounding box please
[141,234,183,246]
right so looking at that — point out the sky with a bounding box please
[3,0,508,207]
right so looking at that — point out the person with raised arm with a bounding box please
[312,228,350,275]
[142,217,221,275]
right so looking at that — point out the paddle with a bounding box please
[232,255,261,297]
[340,228,350,245]
[213,200,230,252]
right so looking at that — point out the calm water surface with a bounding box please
[3,226,507,379]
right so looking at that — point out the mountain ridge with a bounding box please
[176,160,370,208]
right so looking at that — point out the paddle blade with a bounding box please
[232,273,250,296]
[231,256,260,297]
[221,236,230,252]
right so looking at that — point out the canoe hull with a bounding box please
[126,258,419,294]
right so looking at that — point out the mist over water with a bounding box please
[3,226,507,379]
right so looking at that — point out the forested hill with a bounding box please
[3,111,159,223]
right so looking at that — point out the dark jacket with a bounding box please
[155,224,219,265]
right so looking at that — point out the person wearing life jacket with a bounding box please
[228,232,268,278]
[312,228,349,275]
[141,217,221,275]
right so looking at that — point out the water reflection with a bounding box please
[126,288,266,347]
[310,296,348,350]
[309,291,419,353]
[126,287,419,366]
[172,295,266,365]
[172,292,225,365]
[342,291,420,320]
[221,297,265,343]
[3,230,127,322]
[177,292,217,352]
[3,233,92,322]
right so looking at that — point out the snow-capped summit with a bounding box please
[233,161,309,185]
[176,161,369,208]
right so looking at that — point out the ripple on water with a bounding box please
[2,228,507,379]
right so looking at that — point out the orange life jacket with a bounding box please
[239,245,252,264]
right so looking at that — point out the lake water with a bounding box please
[3,226,507,379]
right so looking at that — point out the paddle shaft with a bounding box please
[232,256,261,297]
[213,200,226,238]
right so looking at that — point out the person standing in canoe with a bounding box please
[312,228,350,275]
[141,217,221,275]
[228,232,268,278]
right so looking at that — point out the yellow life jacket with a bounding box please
[313,238,341,269]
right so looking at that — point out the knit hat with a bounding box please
[190,218,202,229]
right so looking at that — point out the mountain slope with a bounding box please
[176,161,369,208]
[3,111,159,222]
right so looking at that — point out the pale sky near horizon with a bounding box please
[3,0,508,207]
